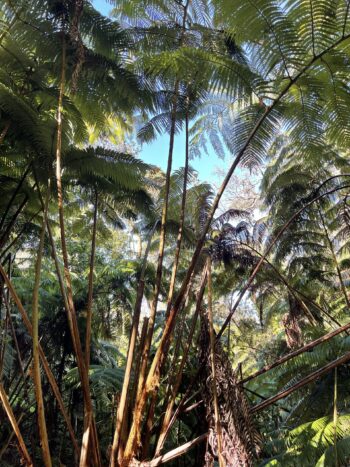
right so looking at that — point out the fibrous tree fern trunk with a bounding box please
[199,281,261,466]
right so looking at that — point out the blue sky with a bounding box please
[92,0,227,182]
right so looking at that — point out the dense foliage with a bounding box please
[1,0,350,465]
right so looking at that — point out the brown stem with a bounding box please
[111,223,157,465]
[242,317,350,384]
[125,5,192,460]
[136,78,180,400]
[165,106,190,317]
[155,276,204,456]
[206,258,224,467]
[251,349,350,413]
[85,189,98,368]
[55,32,100,466]
[79,411,92,467]
[0,264,80,456]
[142,106,192,449]
[0,384,32,466]
[146,433,207,466]
[31,187,52,467]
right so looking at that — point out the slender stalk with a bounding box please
[206,258,224,467]
[0,264,80,456]
[32,188,52,467]
[55,31,100,465]
[0,384,32,466]
[147,433,207,467]
[241,318,350,384]
[111,223,157,465]
[165,105,190,317]
[155,278,204,456]
[127,7,192,460]
[85,189,98,368]
[136,79,180,398]
[80,411,92,467]
[251,349,350,413]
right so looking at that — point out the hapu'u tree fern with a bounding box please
[5,0,350,466]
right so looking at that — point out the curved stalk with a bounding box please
[0,384,32,466]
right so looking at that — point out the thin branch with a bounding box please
[251,349,350,413]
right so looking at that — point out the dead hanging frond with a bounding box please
[69,0,85,92]
[282,294,305,349]
[199,311,261,466]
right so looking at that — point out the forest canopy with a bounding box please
[1,0,350,465]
